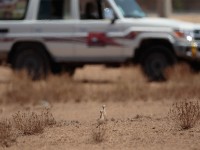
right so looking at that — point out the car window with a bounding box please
[79,0,114,20]
[0,0,29,20]
[38,0,71,20]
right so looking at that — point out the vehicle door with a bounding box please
[36,0,75,62]
[0,0,29,56]
[75,0,131,62]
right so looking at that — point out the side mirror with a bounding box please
[103,8,114,20]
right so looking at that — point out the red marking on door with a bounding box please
[87,32,122,47]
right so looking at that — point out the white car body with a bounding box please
[0,0,199,79]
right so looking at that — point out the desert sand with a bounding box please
[1,14,200,150]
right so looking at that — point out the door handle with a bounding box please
[0,29,9,33]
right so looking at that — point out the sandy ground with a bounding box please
[1,100,200,150]
[0,65,199,150]
[1,14,200,150]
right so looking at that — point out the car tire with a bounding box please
[12,45,50,80]
[142,46,176,81]
[189,61,200,72]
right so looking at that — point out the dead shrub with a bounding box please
[92,125,107,143]
[13,111,44,135]
[13,109,56,135]
[165,63,193,82]
[169,99,200,130]
[112,81,150,101]
[40,74,85,102]
[1,73,85,104]
[3,65,200,104]
[41,108,56,126]
[2,73,40,104]
[0,119,16,147]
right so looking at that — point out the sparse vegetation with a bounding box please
[13,109,56,135]
[0,14,200,149]
[0,119,16,147]
[41,108,56,126]
[0,64,200,149]
[0,109,55,147]
[2,72,41,104]
[1,64,200,104]
[169,99,200,130]
[92,125,107,143]
[1,73,85,104]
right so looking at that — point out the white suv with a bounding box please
[0,0,199,80]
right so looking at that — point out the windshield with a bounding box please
[113,0,146,18]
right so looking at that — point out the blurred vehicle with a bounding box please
[0,0,199,80]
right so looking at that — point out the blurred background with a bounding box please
[137,0,200,17]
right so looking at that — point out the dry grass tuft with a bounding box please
[92,125,107,143]
[0,109,55,147]
[169,99,200,130]
[13,111,45,135]
[0,119,16,147]
[41,108,57,126]
[165,63,193,82]
[2,73,40,104]
[13,109,56,135]
[2,64,200,104]
[1,73,85,104]
[40,74,85,102]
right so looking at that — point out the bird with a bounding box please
[96,110,105,128]
[102,105,107,121]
